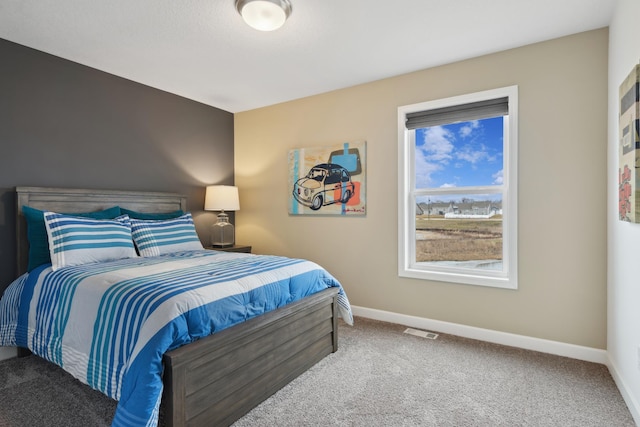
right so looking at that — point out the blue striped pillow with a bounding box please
[23,205,122,272]
[130,213,204,257]
[44,212,137,271]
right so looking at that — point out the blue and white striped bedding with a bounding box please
[0,250,352,427]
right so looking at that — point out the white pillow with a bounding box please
[130,213,204,257]
[44,212,137,271]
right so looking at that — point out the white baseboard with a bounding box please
[607,355,640,426]
[351,306,608,364]
[0,347,17,361]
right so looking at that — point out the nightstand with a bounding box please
[206,245,252,253]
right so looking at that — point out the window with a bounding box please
[397,86,518,289]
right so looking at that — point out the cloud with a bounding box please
[414,126,455,187]
[420,126,454,162]
[492,169,504,185]
[414,148,442,188]
[456,143,496,164]
[459,120,480,138]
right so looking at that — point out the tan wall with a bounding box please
[235,28,608,348]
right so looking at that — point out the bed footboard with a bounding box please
[162,287,340,427]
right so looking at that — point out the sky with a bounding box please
[415,116,504,190]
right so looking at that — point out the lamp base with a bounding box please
[211,212,235,247]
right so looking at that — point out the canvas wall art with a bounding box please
[619,64,640,222]
[288,141,366,215]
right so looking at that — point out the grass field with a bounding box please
[415,215,502,262]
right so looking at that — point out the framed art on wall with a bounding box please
[619,64,640,222]
[288,141,366,215]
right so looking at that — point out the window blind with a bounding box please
[405,96,509,130]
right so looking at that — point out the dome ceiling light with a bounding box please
[235,0,292,32]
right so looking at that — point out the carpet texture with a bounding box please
[0,353,116,426]
[234,318,634,427]
[0,317,634,426]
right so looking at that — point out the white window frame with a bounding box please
[397,86,518,289]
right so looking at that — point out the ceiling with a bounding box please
[0,0,615,113]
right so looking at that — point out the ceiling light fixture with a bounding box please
[235,0,292,32]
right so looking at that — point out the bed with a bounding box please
[0,186,352,427]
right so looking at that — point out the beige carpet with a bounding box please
[0,317,634,426]
[233,317,634,427]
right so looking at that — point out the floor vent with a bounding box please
[403,328,438,339]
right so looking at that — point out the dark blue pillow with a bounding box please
[23,205,122,272]
[120,208,184,220]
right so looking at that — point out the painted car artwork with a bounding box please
[293,163,355,210]
[288,141,366,216]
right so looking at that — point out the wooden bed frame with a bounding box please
[15,186,340,427]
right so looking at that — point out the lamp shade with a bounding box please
[204,185,240,211]
[235,0,292,32]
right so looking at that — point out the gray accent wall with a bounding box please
[0,38,234,290]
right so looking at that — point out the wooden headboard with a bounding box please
[16,186,188,275]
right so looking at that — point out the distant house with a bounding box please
[417,199,502,218]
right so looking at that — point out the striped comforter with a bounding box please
[0,250,352,427]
